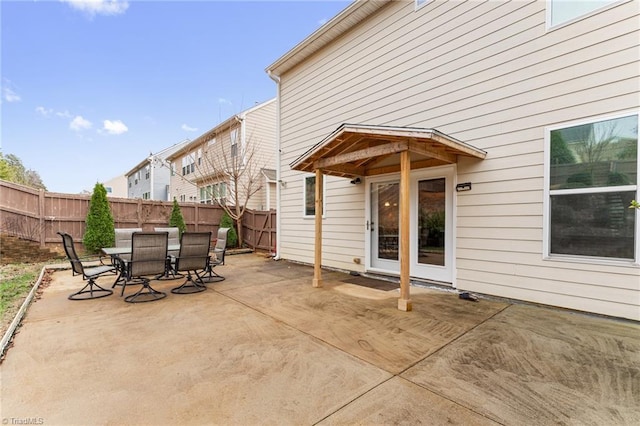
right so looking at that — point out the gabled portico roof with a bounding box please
[290,124,487,178]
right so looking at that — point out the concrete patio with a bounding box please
[1,253,638,425]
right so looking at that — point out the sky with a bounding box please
[1,0,350,194]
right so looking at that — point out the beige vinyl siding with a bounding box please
[244,100,276,210]
[277,0,639,319]
[169,152,198,202]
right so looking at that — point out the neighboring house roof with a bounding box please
[125,139,191,177]
[266,0,389,77]
[261,168,277,182]
[290,123,487,179]
[166,98,276,162]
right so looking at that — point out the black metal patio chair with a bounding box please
[116,231,168,303]
[58,232,115,300]
[170,232,212,294]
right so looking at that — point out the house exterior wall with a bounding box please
[102,175,127,198]
[127,163,151,199]
[244,100,277,210]
[275,0,640,320]
[168,99,276,209]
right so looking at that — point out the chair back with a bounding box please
[115,228,142,248]
[214,228,230,252]
[129,232,168,278]
[58,232,85,276]
[154,227,180,246]
[176,232,211,272]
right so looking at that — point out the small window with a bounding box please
[230,129,238,158]
[547,0,619,28]
[304,175,325,217]
[415,0,429,9]
[545,113,638,261]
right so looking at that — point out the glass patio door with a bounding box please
[370,181,400,272]
[367,167,453,283]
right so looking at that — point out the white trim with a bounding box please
[302,174,326,219]
[546,0,628,31]
[364,164,456,283]
[415,0,429,11]
[543,110,639,263]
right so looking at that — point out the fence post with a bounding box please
[39,189,46,248]
[194,203,199,232]
[137,199,143,228]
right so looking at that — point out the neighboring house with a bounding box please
[126,140,191,201]
[167,98,277,210]
[266,0,640,320]
[102,175,127,198]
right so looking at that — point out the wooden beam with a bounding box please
[314,141,408,169]
[365,158,446,177]
[312,168,323,288]
[398,150,412,312]
[408,140,457,163]
[320,163,366,178]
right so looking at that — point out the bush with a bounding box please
[169,199,187,235]
[83,183,115,253]
[220,212,238,248]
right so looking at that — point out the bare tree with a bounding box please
[174,118,267,247]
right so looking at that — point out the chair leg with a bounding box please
[124,278,167,303]
[68,278,113,301]
[199,259,225,283]
[171,271,207,294]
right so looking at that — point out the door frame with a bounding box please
[364,164,457,286]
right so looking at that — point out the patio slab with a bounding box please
[1,253,639,425]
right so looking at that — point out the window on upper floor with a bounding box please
[415,0,429,9]
[545,112,638,262]
[230,129,238,158]
[547,0,619,28]
[181,153,195,176]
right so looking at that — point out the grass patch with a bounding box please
[0,264,42,317]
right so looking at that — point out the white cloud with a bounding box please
[318,18,328,26]
[36,106,53,117]
[56,110,72,118]
[181,124,198,132]
[70,115,93,131]
[103,119,128,135]
[61,0,129,17]
[218,97,233,106]
[1,78,21,103]
[2,87,21,103]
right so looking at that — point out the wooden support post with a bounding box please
[313,169,323,288]
[398,150,412,311]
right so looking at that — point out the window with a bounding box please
[142,192,150,200]
[230,129,238,158]
[145,165,150,180]
[199,182,227,204]
[415,0,429,8]
[304,175,325,217]
[547,0,618,28]
[170,163,175,176]
[546,113,638,261]
[182,153,195,175]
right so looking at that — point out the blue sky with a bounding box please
[1,0,350,193]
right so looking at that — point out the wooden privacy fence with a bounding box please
[0,180,276,252]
